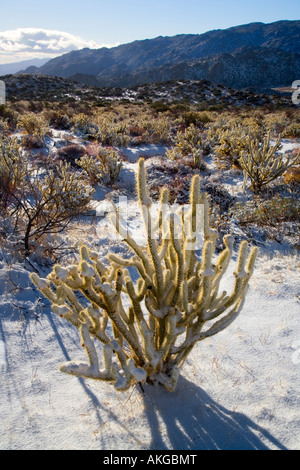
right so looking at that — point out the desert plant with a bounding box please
[97,119,130,147]
[281,123,300,138]
[17,113,49,147]
[56,144,86,167]
[168,124,204,168]
[31,158,257,392]
[239,133,299,194]
[0,137,26,211]
[76,148,123,186]
[0,118,8,135]
[283,165,300,185]
[234,195,300,226]
[71,113,98,138]
[7,161,94,253]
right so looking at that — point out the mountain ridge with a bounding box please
[19,20,300,92]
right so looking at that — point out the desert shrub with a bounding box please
[182,111,213,128]
[168,124,204,168]
[263,112,290,136]
[0,137,26,211]
[234,195,300,226]
[207,120,266,170]
[17,113,49,147]
[281,123,300,138]
[150,101,170,113]
[239,133,299,194]
[146,117,173,144]
[76,148,123,186]
[7,161,94,253]
[71,113,98,138]
[56,144,86,167]
[283,165,300,185]
[0,118,8,135]
[46,110,72,130]
[97,119,130,147]
[21,134,45,150]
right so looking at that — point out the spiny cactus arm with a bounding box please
[52,304,82,328]
[143,203,164,300]
[31,273,61,304]
[60,324,115,381]
[158,186,169,237]
[160,309,186,359]
[196,286,248,342]
[211,235,234,293]
[173,290,248,369]
[137,158,152,207]
[110,209,154,282]
[81,307,111,344]
[110,340,134,391]
[169,213,184,307]
[108,253,153,292]
[183,175,201,277]
[199,192,218,242]
[137,172,165,302]
[189,241,216,324]
[60,326,145,391]
[139,320,161,372]
[205,243,258,322]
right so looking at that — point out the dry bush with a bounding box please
[56,144,86,167]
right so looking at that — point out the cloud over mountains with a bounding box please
[0,28,117,64]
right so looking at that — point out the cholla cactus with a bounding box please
[239,132,299,194]
[71,113,98,138]
[76,148,122,186]
[208,122,265,169]
[31,158,258,392]
[172,124,203,167]
[17,113,49,147]
[97,118,130,147]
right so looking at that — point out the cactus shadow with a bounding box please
[140,376,288,450]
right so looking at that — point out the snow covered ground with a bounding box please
[0,244,299,450]
[0,140,299,450]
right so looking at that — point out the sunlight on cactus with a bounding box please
[31,158,258,392]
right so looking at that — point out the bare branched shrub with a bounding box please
[3,160,94,254]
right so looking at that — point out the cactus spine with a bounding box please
[31,158,258,392]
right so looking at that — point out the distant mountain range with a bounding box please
[0,58,50,76]
[11,21,300,92]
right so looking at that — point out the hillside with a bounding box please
[20,20,300,93]
[1,73,291,108]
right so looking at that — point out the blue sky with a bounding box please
[0,0,299,63]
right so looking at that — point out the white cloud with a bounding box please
[0,28,118,64]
